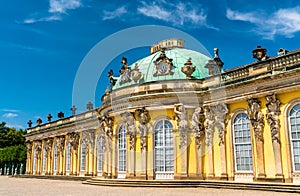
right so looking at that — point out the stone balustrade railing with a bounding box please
[222,49,300,82]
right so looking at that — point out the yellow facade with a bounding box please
[25,40,300,184]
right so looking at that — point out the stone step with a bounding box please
[83,178,300,193]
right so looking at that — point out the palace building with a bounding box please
[24,38,300,183]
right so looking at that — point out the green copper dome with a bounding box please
[112,47,211,90]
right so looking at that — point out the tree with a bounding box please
[0,122,27,175]
[0,122,26,148]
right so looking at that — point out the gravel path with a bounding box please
[0,176,296,196]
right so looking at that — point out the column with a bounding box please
[265,94,283,179]
[204,106,215,179]
[25,142,32,174]
[192,107,205,179]
[247,98,266,179]
[147,131,154,180]
[174,104,188,179]
[211,103,229,180]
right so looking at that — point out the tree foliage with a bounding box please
[0,122,27,164]
[0,122,26,148]
[0,145,26,163]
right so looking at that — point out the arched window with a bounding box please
[118,125,126,173]
[53,145,58,172]
[42,147,46,171]
[80,141,87,171]
[66,143,71,171]
[154,120,174,178]
[97,136,105,172]
[33,148,36,172]
[233,113,253,172]
[289,103,300,172]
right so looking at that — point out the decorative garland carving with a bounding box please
[174,103,188,149]
[153,49,174,76]
[247,98,265,142]
[204,106,215,147]
[192,107,205,150]
[265,93,281,143]
[121,112,136,150]
[135,107,150,150]
[211,103,228,146]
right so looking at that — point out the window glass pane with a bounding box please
[154,120,174,174]
[42,148,46,171]
[289,104,300,172]
[118,126,126,172]
[54,145,58,171]
[66,143,71,171]
[233,113,253,172]
[97,136,104,172]
[80,142,86,171]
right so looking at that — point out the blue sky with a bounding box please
[1,0,300,129]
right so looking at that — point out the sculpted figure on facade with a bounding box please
[119,56,132,85]
[45,138,53,158]
[121,112,136,150]
[108,69,117,89]
[192,106,205,149]
[34,140,42,159]
[247,98,265,142]
[68,132,80,154]
[99,113,114,139]
[265,93,281,143]
[56,136,65,154]
[135,107,150,150]
[211,103,228,145]
[83,130,96,153]
[26,142,32,158]
[174,103,188,148]
[204,106,215,147]
[99,113,114,152]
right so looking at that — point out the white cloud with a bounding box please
[226,9,259,23]
[103,6,127,20]
[226,7,300,39]
[137,1,208,27]
[3,113,18,118]
[1,109,20,113]
[137,3,171,21]
[22,0,81,24]
[49,0,81,14]
[23,15,62,24]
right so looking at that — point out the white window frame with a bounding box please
[288,103,300,172]
[42,147,46,172]
[97,136,104,172]
[80,140,87,171]
[118,125,126,178]
[32,148,36,172]
[232,112,253,172]
[53,145,58,172]
[154,119,174,179]
[66,143,71,172]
